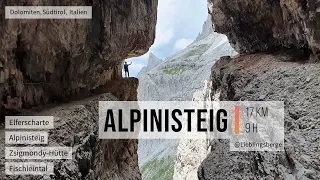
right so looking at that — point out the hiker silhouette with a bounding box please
[124,62,132,78]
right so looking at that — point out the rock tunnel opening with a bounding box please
[132,1,233,179]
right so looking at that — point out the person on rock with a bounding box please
[124,62,132,78]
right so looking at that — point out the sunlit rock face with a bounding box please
[137,16,237,180]
[0,0,157,109]
[208,0,320,55]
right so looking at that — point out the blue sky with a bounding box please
[124,0,208,77]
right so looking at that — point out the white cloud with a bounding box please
[157,0,181,27]
[173,38,193,52]
[152,28,174,49]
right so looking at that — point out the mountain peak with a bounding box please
[147,53,163,70]
[195,15,214,41]
[149,52,158,59]
[138,53,163,76]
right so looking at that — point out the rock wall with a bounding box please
[0,1,157,179]
[199,0,320,179]
[208,0,320,55]
[1,89,142,179]
[0,0,157,110]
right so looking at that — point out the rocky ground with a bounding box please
[198,53,320,179]
[0,93,141,180]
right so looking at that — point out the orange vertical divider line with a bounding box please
[234,106,240,134]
